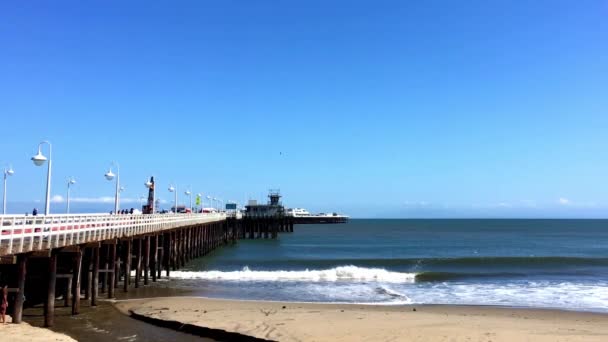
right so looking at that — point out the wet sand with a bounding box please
[119,296,608,342]
[0,316,76,342]
[5,277,608,341]
[17,281,215,342]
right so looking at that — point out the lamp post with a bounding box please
[66,177,76,214]
[2,165,14,215]
[206,195,212,212]
[214,197,218,211]
[168,184,177,213]
[184,189,192,213]
[104,162,120,213]
[31,141,52,215]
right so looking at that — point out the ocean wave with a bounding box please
[217,256,608,272]
[414,271,527,282]
[170,266,417,283]
[375,285,410,300]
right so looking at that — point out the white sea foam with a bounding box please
[168,267,608,312]
[170,266,417,283]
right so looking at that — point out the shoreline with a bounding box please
[4,282,608,341]
[115,294,608,315]
[116,296,608,341]
[6,285,212,342]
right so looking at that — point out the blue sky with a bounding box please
[1,1,607,217]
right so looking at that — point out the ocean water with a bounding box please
[171,219,608,312]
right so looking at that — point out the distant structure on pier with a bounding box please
[244,190,348,224]
[142,176,155,214]
[244,189,285,218]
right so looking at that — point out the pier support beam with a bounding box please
[108,242,116,299]
[151,235,157,282]
[13,254,27,323]
[157,235,164,279]
[123,240,131,292]
[83,249,91,301]
[135,238,142,288]
[91,246,99,306]
[64,276,71,307]
[164,232,171,277]
[144,236,150,286]
[72,248,82,315]
[44,250,57,327]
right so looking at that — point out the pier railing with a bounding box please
[0,212,225,256]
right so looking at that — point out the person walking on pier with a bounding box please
[1,285,7,324]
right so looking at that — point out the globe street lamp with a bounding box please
[104,162,120,213]
[2,165,15,215]
[66,177,76,214]
[184,189,192,213]
[168,184,177,213]
[31,141,52,215]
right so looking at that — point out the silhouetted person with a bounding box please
[1,285,7,324]
[130,208,134,214]
[32,208,38,216]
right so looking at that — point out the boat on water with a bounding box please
[285,208,311,217]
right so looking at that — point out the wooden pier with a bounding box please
[0,213,244,327]
[0,193,346,327]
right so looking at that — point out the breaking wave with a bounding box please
[170,266,417,283]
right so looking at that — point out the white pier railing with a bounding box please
[0,213,226,257]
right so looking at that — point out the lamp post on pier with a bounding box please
[184,189,192,213]
[168,184,178,213]
[206,195,212,212]
[104,162,120,214]
[31,140,52,215]
[66,177,76,214]
[2,165,14,215]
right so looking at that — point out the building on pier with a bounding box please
[244,190,285,218]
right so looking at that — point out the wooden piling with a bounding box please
[144,236,150,286]
[13,254,27,323]
[135,238,142,288]
[151,235,157,282]
[44,250,57,327]
[164,232,171,277]
[108,242,116,299]
[72,248,82,315]
[179,229,186,267]
[158,234,165,279]
[123,240,131,292]
[170,231,176,271]
[64,276,71,307]
[83,249,91,301]
[91,246,99,306]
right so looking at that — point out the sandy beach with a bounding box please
[0,316,76,342]
[116,296,608,342]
